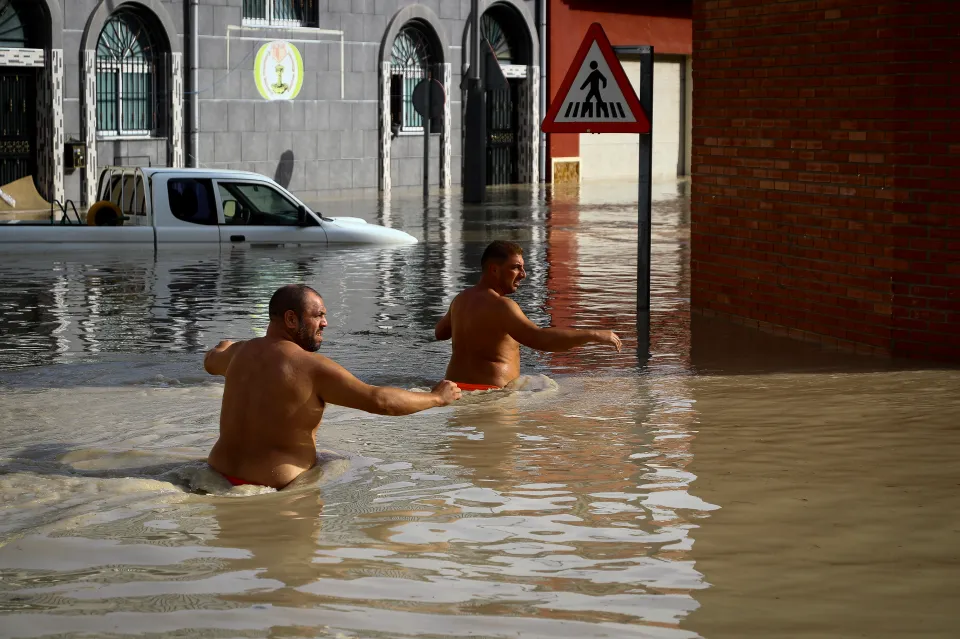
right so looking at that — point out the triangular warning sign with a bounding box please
[542,23,651,134]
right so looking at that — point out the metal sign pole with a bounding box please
[637,46,654,359]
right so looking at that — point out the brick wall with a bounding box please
[888,1,960,360]
[690,0,960,360]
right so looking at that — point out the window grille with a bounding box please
[243,0,317,28]
[482,14,514,64]
[96,10,164,137]
[0,0,28,48]
[390,25,436,134]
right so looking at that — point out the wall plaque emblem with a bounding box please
[254,41,304,101]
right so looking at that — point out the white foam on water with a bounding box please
[506,374,560,392]
[174,450,366,497]
[0,439,375,542]
[0,463,190,542]
[408,374,560,401]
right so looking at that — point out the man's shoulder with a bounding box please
[453,288,515,313]
[260,347,342,385]
[235,339,328,368]
[233,336,281,358]
[298,350,343,377]
[488,293,521,312]
[458,286,514,303]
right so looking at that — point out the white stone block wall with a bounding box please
[441,63,451,190]
[170,53,184,168]
[81,50,98,207]
[379,60,392,194]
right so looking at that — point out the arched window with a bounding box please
[389,23,437,134]
[481,14,513,64]
[0,0,27,48]
[96,10,164,137]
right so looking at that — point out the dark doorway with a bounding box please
[0,68,36,187]
[486,79,519,186]
[480,7,529,187]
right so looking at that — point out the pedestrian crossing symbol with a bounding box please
[542,23,650,134]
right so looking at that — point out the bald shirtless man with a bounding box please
[204,284,461,489]
[434,240,622,390]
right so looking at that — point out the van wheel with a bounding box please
[86,201,124,226]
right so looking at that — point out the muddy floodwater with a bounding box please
[1,182,958,638]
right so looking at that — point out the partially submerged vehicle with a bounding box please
[0,167,416,248]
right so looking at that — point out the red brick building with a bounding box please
[690,0,960,360]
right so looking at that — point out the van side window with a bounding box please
[168,179,217,225]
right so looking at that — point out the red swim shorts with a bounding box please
[454,382,501,392]
[222,473,258,487]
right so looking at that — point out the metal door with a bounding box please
[486,79,519,186]
[0,69,36,187]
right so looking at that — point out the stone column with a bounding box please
[379,61,392,193]
[379,187,391,228]
[35,50,50,203]
[81,50,98,207]
[440,62,451,190]
[51,50,65,205]
[169,52,184,168]
[529,65,540,186]
[517,65,540,185]
[35,49,64,207]
[517,73,530,184]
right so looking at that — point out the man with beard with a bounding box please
[204,284,461,489]
[435,240,622,390]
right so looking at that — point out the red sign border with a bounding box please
[541,23,651,134]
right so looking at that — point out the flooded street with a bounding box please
[1,182,958,638]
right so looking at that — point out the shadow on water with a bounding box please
[688,313,956,376]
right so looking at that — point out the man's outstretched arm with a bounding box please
[435,308,452,341]
[315,356,461,416]
[203,340,244,376]
[500,299,622,353]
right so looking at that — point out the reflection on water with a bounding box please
[1,182,958,638]
[0,182,684,377]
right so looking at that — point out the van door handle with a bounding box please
[230,235,245,242]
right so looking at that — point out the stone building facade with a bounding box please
[3,0,540,207]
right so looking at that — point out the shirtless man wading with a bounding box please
[435,240,622,390]
[204,284,461,489]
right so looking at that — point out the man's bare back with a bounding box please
[441,287,523,387]
[435,241,621,389]
[207,337,327,488]
[205,285,460,489]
